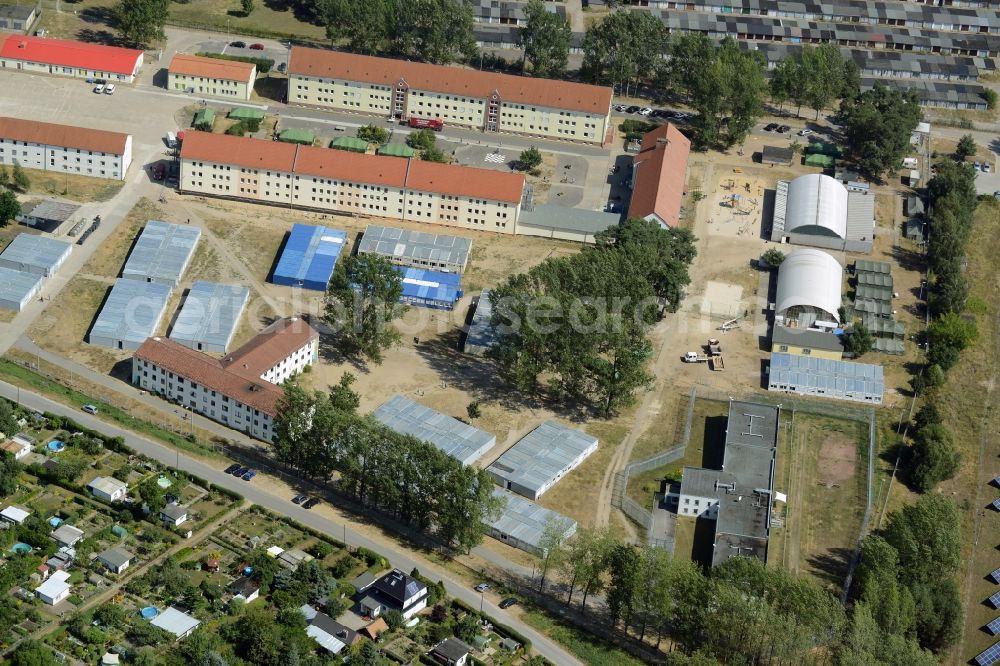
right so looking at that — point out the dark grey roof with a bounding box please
[724,401,779,449]
[97,547,132,569]
[352,571,377,592]
[311,611,356,644]
[374,395,496,466]
[860,78,987,109]
[121,220,201,286]
[227,576,260,597]
[486,421,597,497]
[160,504,187,520]
[518,204,620,236]
[464,290,495,354]
[486,488,577,550]
[771,325,844,353]
[373,569,426,605]
[0,5,34,21]
[762,145,794,164]
[434,638,472,661]
[20,200,81,224]
[359,224,472,271]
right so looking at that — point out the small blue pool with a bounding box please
[10,542,31,554]
[140,607,159,620]
[48,517,63,528]
[243,566,253,576]
[47,440,64,452]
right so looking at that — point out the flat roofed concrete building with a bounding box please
[18,199,81,233]
[287,47,612,144]
[88,279,172,351]
[486,488,577,556]
[358,224,472,273]
[179,131,524,234]
[768,352,884,404]
[0,34,143,82]
[168,53,256,101]
[0,267,41,312]
[628,123,691,228]
[0,5,36,34]
[151,606,200,640]
[486,420,598,500]
[133,317,319,441]
[670,401,778,567]
[121,220,201,287]
[515,203,620,244]
[169,281,250,353]
[0,233,72,277]
[0,116,132,180]
[374,394,496,466]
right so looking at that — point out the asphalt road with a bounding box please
[0,380,580,665]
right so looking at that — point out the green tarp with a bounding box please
[330,137,369,153]
[227,107,265,121]
[278,129,315,145]
[377,143,415,158]
[804,153,835,168]
[193,108,215,129]
[806,141,841,157]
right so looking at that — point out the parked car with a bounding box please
[93,84,104,94]
[82,404,98,415]
[625,105,640,114]
[638,107,652,116]
[152,163,165,181]
[798,128,812,136]
[303,497,320,509]
[474,583,491,593]
[224,463,241,474]
[649,109,666,118]
[613,104,625,112]
[670,111,689,120]
[984,162,992,173]
[292,494,308,504]
[777,125,791,133]
[241,469,257,481]
[104,84,115,95]
[277,62,287,73]
[232,466,248,476]
[975,161,981,171]
[499,597,518,609]
[764,123,779,132]
[249,43,265,50]
[230,41,246,48]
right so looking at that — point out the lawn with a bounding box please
[520,607,647,666]
[20,167,123,203]
[168,0,328,42]
[629,389,686,463]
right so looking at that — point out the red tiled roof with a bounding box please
[181,132,525,204]
[180,131,296,172]
[627,123,691,228]
[289,47,612,115]
[0,35,142,76]
[169,53,256,82]
[133,317,318,417]
[0,116,129,155]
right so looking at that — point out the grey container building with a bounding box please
[463,290,495,355]
[121,220,201,287]
[486,420,598,501]
[88,279,172,350]
[0,233,72,277]
[485,488,577,557]
[0,267,42,311]
[768,352,884,404]
[169,281,250,353]
[358,224,472,273]
[373,394,495,466]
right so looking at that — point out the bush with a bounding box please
[842,322,874,357]
[909,423,960,492]
[357,124,390,145]
[760,247,785,268]
[407,129,436,151]
[618,119,654,135]
[226,121,248,136]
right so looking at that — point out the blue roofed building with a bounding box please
[272,223,348,291]
[395,266,462,310]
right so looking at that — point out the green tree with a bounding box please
[955,134,976,160]
[909,423,960,492]
[912,578,962,653]
[842,321,873,356]
[0,451,22,496]
[853,535,917,637]
[760,247,785,267]
[10,640,59,666]
[914,401,942,430]
[328,371,360,413]
[519,0,571,78]
[325,254,405,363]
[112,0,168,47]
[518,146,543,170]
[406,129,437,151]
[985,88,998,110]
[0,164,9,187]
[884,494,961,586]
[0,190,20,226]
[801,43,845,119]
[327,0,394,55]
[581,10,666,94]
[384,608,405,631]
[94,603,127,629]
[466,401,481,421]
[11,163,30,193]
[357,124,390,145]
[769,56,800,114]
[227,605,283,664]
[394,0,476,64]
[843,82,922,181]
[421,145,448,163]
[241,0,255,16]
[537,515,572,592]
[137,475,167,514]
[928,311,977,370]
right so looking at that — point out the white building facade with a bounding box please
[0,117,132,181]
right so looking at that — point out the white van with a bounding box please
[104,84,115,95]
[165,132,178,149]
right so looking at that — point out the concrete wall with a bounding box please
[168,68,255,101]
[0,136,129,181]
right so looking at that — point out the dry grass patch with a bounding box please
[21,168,123,203]
[26,277,121,373]
[83,198,164,279]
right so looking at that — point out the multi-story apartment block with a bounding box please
[131,317,319,442]
[0,117,132,181]
[287,47,612,144]
[168,54,257,101]
[179,131,525,234]
[0,34,143,83]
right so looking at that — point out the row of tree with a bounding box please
[843,82,923,182]
[531,495,956,663]
[487,218,696,416]
[272,377,502,552]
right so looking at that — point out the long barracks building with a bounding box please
[286,47,613,145]
[179,131,525,234]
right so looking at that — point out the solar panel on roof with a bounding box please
[992,567,1000,584]
[993,498,1000,511]
[990,590,1000,608]
[988,618,1000,636]
[977,641,1000,666]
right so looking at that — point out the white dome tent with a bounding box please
[774,248,843,329]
